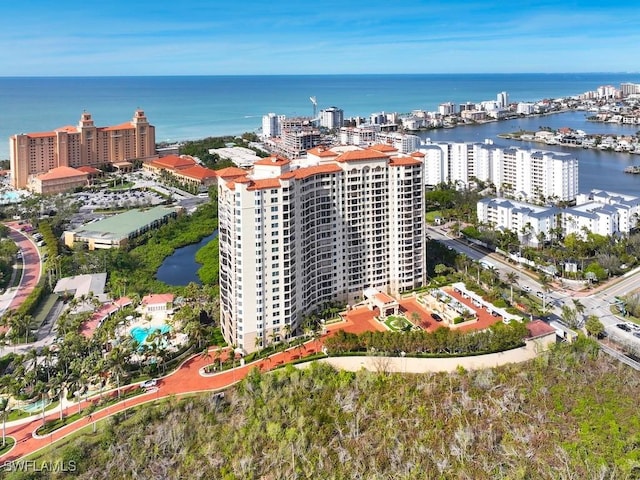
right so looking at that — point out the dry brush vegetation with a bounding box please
[14,339,640,480]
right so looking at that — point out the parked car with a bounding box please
[140,378,157,389]
[431,313,442,322]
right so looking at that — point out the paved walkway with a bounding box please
[0,318,549,463]
[308,339,541,374]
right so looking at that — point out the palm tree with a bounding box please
[41,346,53,383]
[282,324,292,347]
[572,299,586,327]
[538,274,552,311]
[184,319,208,350]
[254,335,263,353]
[0,397,10,447]
[561,304,578,329]
[505,272,518,304]
[107,346,129,398]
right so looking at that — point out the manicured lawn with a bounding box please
[0,437,15,456]
[426,210,443,223]
[384,315,413,332]
[31,293,59,329]
[109,181,135,191]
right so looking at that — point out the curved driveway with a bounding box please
[0,223,42,317]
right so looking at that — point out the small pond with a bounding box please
[156,231,218,286]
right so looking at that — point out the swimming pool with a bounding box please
[21,398,51,413]
[130,324,171,344]
[0,191,22,204]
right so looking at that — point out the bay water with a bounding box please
[2,73,640,194]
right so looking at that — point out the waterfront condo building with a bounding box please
[10,110,156,189]
[216,146,426,353]
[420,141,579,203]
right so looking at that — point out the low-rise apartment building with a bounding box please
[478,190,640,243]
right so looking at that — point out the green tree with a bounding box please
[0,397,10,447]
[561,305,578,329]
[505,272,518,304]
[585,315,605,338]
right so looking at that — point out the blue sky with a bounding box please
[2,0,639,75]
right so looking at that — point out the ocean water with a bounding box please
[2,73,640,195]
[2,73,640,161]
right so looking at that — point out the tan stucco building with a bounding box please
[10,110,156,189]
[30,166,89,195]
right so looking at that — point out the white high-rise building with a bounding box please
[419,141,579,202]
[217,147,426,353]
[497,91,509,108]
[319,107,344,129]
[439,102,457,115]
[261,113,286,139]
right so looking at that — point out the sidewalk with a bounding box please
[305,340,541,374]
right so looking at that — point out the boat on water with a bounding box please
[624,165,640,174]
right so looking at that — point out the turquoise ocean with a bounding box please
[1,73,640,193]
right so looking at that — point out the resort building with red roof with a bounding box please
[143,155,218,189]
[29,166,89,195]
[10,110,156,190]
[216,145,426,353]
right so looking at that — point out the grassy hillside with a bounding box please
[15,339,640,479]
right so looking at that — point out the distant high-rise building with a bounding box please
[497,91,509,108]
[261,113,286,139]
[319,107,344,129]
[596,85,618,99]
[438,102,457,115]
[10,110,155,189]
[620,83,640,96]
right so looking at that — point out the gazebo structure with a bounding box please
[363,287,399,318]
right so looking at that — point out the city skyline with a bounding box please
[2,0,639,76]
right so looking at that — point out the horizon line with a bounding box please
[0,71,639,79]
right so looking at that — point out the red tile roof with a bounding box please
[291,163,343,179]
[175,165,217,181]
[307,146,338,157]
[389,157,422,167]
[336,149,390,162]
[76,166,102,174]
[142,293,175,305]
[150,155,197,170]
[410,151,425,157]
[370,144,398,153]
[36,166,88,181]
[25,131,55,139]
[254,156,290,167]
[102,122,135,131]
[246,178,281,191]
[526,320,557,338]
[374,292,396,304]
[215,167,247,178]
[55,126,79,134]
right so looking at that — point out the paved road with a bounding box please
[0,224,42,318]
[427,224,640,332]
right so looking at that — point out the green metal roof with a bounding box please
[76,206,179,239]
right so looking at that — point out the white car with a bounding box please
[140,378,157,389]
[521,285,532,292]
